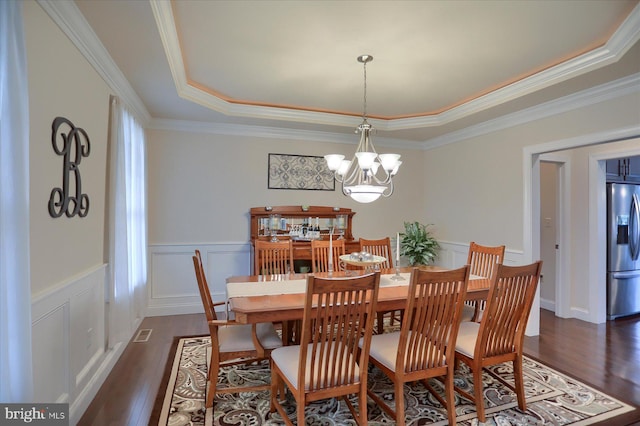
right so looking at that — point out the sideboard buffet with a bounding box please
[249,205,361,272]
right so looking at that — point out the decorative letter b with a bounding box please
[48,117,90,218]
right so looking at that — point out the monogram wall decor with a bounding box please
[48,117,90,218]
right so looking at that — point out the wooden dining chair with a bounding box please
[364,266,469,426]
[270,272,381,426]
[254,240,297,344]
[310,239,345,272]
[461,241,505,322]
[193,250,282,408]
[254,240,294,275]
[454,260,542,423]
[360,237,399,333]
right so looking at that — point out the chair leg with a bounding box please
[297,402,305,426]
[513,355,527,411]
[358,385,368,425]
[282,321,291,345]
[377,312,384,334]
[473,367,486,423]
[444,370,457,426]
[269,362,278,414]
[472,301,481,322]
[207,353,219,408]
[395,381,405,426]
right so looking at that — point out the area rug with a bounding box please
[155,336,635,426]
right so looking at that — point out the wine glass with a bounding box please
[336,214,347,240]
[269,214,280,242]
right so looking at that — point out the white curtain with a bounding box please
[107,96,147,348]
[0,0,34,402]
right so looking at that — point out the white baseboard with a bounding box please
[540,298,556,312]
[69,341,126,424]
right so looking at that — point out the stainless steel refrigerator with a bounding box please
[607,182,640,319]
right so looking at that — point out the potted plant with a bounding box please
[400,221,440,266]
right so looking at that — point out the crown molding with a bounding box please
[47,0,639,152]
[147,118,421,150]
[423,73,640,149]
[151,0,640,131]
[37,0,151,126]
[149,72,639,151]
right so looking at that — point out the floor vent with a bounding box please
[133,328,152,343]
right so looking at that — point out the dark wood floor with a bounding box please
[78,309,640,425]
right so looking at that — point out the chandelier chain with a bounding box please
[363,60,367,119]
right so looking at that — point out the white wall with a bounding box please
[24,2,141,422]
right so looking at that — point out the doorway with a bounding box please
[526,130,640,329]
[539,161,558,312]
[539,155,570,318]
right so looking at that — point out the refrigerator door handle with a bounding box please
[613,271,640,279]
[631,193,640,261]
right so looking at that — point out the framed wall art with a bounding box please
[268,153,335,191]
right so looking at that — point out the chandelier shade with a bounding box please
[325,55,401,203]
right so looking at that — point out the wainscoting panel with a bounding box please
[147,243,251,316]
[32,303,69,405]
[147,241,526,317]
[31,264,111,424]
[69,278,105,391]
[436,241,524,269]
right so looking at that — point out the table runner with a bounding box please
[226,272,482,298]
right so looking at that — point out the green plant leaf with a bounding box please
[399,221,441,266]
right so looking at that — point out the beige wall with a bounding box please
[146,91,639,303]
[146,129,425,245]
[423,92,639,321]
[23,2,120,419]
[25,0,110,296]
[423,92,640,251]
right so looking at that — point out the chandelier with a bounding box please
[325,55,401,203]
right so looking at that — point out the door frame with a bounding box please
[524,124,640,333]
[539,154,571,318]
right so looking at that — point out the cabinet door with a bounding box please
[606,157,640,183]
[629,156,640,179]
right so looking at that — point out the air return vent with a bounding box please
[133,328,152,343]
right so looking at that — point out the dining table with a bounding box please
[226,266,490,325]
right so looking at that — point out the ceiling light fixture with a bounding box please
[325,55,401,203]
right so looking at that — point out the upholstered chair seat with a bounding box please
[218,323,282,353]
[271,345,360,390]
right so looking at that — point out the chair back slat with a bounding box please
[255,240,294,275]
[360,237,393,268]
[476,261,542,359]
[193,250,217,322]
[311,239,346,272]
[299,272,380,392]
[398,267,469,373]
[467,242,505,278]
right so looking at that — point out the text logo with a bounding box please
[0,404,68,425]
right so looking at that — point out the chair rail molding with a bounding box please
[147,242,252,316]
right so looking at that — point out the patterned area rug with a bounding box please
[156,336,634,426]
